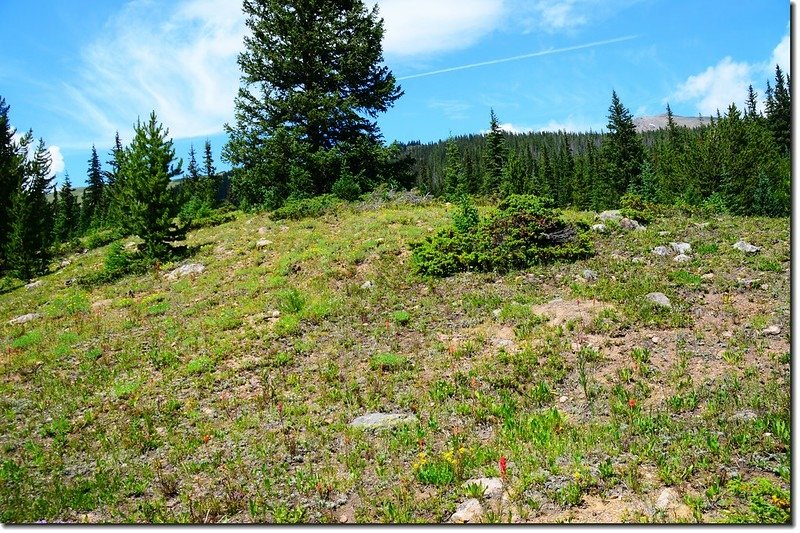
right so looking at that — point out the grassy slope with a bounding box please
[0,198,790,524]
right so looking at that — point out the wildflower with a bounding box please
[573,471,581,481]
[277,402,284,415]
[202,434,211,443]
[628,398,636,409]
[499,455,507,478]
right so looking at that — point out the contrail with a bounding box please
[397,35,639,81]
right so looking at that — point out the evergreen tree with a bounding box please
[766,65,791,154]
[202,139,218,204]
[116,112,184,259]
[54,172,79,243]
[482,109,506,195]
[224,0,403,207]
[0,97,27,271]
[81,145,105,230]
[443,138,464,197]
[745,84,759,119]
[104,132,125,224]
[599,91,644,207]
[185,144,201,198]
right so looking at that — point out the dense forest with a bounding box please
[0,0,790,283]
[401,68,790,217]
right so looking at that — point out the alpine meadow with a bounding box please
[0,0,790,524]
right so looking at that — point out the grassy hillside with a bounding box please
[0,195,790,523]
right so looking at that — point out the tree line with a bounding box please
[403,66,790,218]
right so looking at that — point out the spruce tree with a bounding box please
[443,138,464,197]
[0,97,29,271]
[81,145,105,230]
[185,144,201,198]
[54,172,79,243]
[599,91,644,207]
[202,139,218,204]
[224,0,403,207]
[482,109,506,195]
[116,112,184,259]
[104,132,125,224]
[766,65,790,154]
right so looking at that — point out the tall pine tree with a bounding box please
[116,112,184,259]
[54,172,79,243]
[224,0,403,207]
[599,91,644,207]
[482,109,506,195]
[81,145,105,230]
[0,97,27,271]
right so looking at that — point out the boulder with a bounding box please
[733,240,760,253]
[9,313,41,325]
[619,218,644,231]
[671,242,692,255]
[256,239,272,249]
[597,210,622,222]
[591,224,607,232]
[25,280,42,290]
[449,499,484,523]
[166,263,205,281]
[673,254,691,263]
[652,246,670,257]
[762,325,781,336]
[582,269,598,282]
[349,412,418,429]
[463,477,504,500]
[645,292,671,309]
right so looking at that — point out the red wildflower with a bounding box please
[499,455,507,478]
[628,398,636,408]
[202,434,211,443]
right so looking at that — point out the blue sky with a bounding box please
[0,0,791,186]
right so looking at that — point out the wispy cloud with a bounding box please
[378,0,504,58]
[515,0,644,34]
[398,35,638,80]
[428,100,474,120]
[60,0,244,146]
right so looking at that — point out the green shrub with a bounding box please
[410,194,593,277]
[270,194,342,221]
[77,242,152,287]
[370,352,407,371]
[83,228,123,250]
[331,171,362,201]
[619,193,659,224]
[452,196,479,234]
[392,310,411,325]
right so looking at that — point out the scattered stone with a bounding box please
[619,217,644,231]
[582,269,598,282]
[673,253,691,263]
[701,273,715,280]
[559,395,568,403]
[9,313,41,325]
[64,278,76,287]
[645,292,671,309]
[271,310,281,319]
[256,239,272,249]
[652,246,670,257]
[123,241,139,252]
[25,280,42,290]
[651,336,660,344]
[59,259,71,268]
[338,514,348,524]
[258,227,268,235]
[762,325,781,336]
[631,256,645,264]
[733,239,760,253]
[165,263,205,281]
[360,280,374,290]
[349,412,418,429]
[597,210,622,222]
[737,278,761,289]
[463,478,504,500]
[732,410,758,422]
[280,225,289,232]
[671,242,692,255]
[658,231,670,236]
[492,309,501,319]
[591,223,606,232]
[694,222,710,228]
[654,488,679,512]
[761,284,770,291]
[449,499,484,523]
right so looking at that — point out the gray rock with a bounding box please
[59,259,71,268]
[463,477,504,500]
[671,242,692,255]
[597,210,622,222]
[9,313,41,325]
[258,226,268,235]
[591,223,607,232]
[256,238,273,249]
[25,280,42,290]
[166,263,205,280]
[658,231,670,236]
[645,292,671,308]
[450,498,484,523]
[652,246,671,257]
[673,253,691,263]
[732,410,758,422]
[733,239,760,253]
[631,256,645,264]
[582,269,598,282]
[762,325,781,336]
[360,280,374,290]
[619,218,644,231]
[701,273,715,280]
[655,487,679,511]
[349,412,418,429]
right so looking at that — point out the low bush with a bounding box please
[410,195,593,277]
[619,193,661,224]
[77,242,153,287]
[270,194,343,221]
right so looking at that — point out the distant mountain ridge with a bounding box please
[633,113,711,133]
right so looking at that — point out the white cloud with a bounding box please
[771,33,790,73]
[63,0,245,144]
[517,0,642,33]
[669,57,754,115]
[377,0,505,57]
[536,117,601,133]
[480,122,534,134]
[48,146,65,177]
[428,100,473,120]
